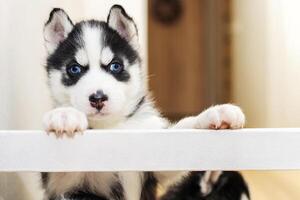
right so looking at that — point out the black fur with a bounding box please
[110,181,125,200]
[127,96,146,118]
[41,172,49,188]
[101,21,140,65]
[100,56,130,82]
[141,172,158,200]
[161,171,250,200]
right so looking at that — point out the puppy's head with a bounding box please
[44,5,145,120]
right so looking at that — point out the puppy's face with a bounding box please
[44,6,144,120]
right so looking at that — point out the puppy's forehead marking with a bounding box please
[82,24,102,68]
[75,49,88,66]
[101,47,114,65]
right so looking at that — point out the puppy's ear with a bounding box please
[107,5,139,48]
[44,8,73,54]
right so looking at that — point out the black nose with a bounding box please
[89,90,108,111]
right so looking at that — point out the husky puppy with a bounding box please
[42,5,249,200]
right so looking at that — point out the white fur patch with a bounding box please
[82,24,102,69]
[75,49,89,66]
[85,172,117,196]
[69,68,127,117]
[101,47,114,65]
[199,171,222,196]
[119,172,143,200]
[240,193,249,200]
[47,172,84,196]
[48,71,70,105]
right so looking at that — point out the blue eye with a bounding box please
[67,65,82,75]
[109,62,123,73]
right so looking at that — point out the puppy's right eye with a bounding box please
[108,62,124,74]
[67,65,82,76]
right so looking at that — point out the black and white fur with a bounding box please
[42,5,249,200]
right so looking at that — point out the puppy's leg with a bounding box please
[199,171,222,195]
[171,104,245,129]
[43,107,88,138]
[158,104,245,196]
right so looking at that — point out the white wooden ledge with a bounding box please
[0,128,299,172]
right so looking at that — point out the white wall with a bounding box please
[232,0,300,127]
[0,0,147,130]
[266,0,300,127]
[231,0,268,127]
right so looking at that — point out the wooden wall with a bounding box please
[148,0,232,120]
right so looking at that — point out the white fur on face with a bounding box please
[82,24,102,69]
[101,47,114,65]
[75,49,88,66]
[69,68,127,116]
[49,71,70,105]
[70,25,125,117]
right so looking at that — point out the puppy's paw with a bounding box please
[43,107,88,138]
[200,171,222,196]
[196,104,245,129]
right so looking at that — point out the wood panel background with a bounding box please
[148,0,231,120]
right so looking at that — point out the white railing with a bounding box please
[0,128,299,171]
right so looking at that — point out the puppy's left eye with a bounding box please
[109,62,123,74]
[67,65,82,76]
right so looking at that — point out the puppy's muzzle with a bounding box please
[89,90,108,111]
